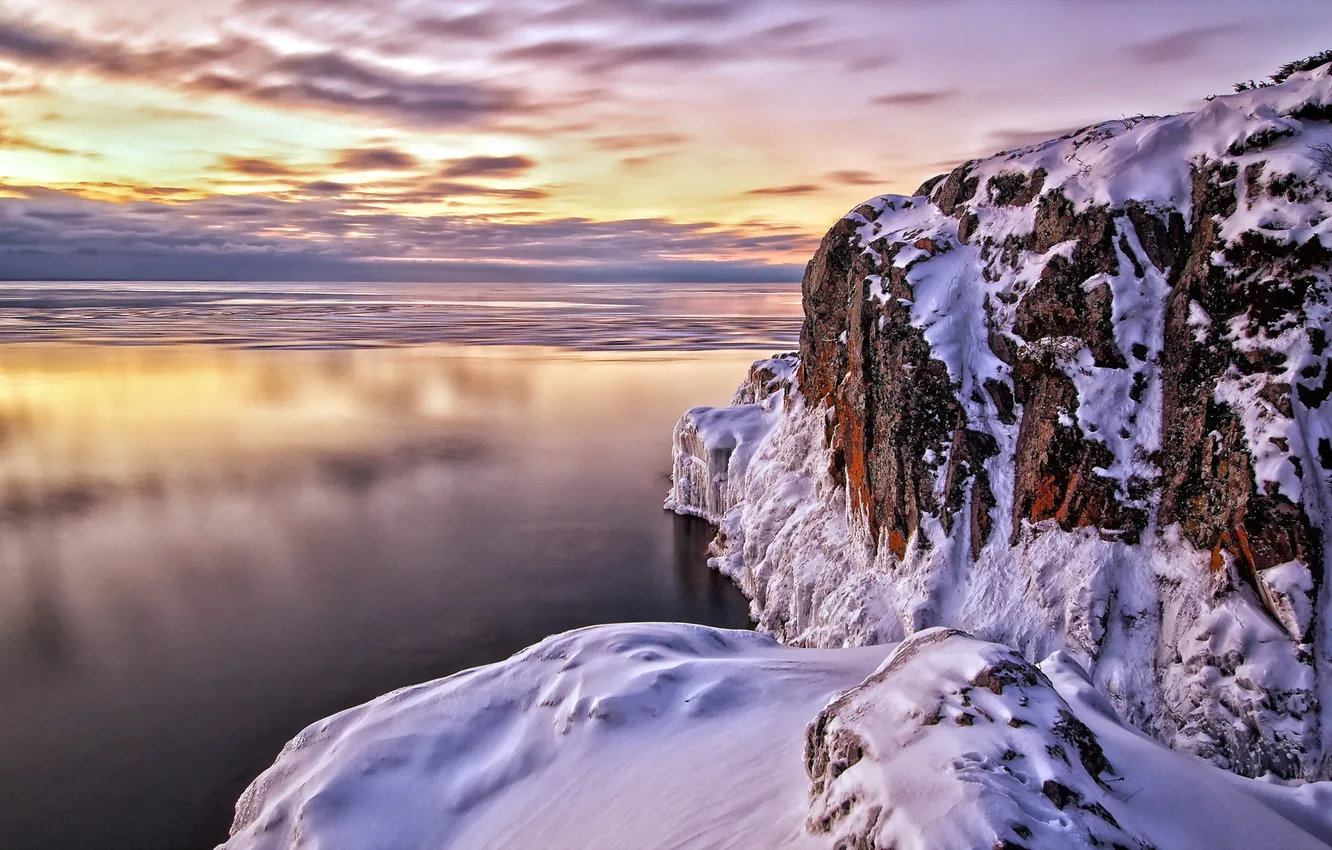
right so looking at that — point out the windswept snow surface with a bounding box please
[221,625,1332,850]
[222,624,890,850]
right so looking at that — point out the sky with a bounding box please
[1,0,1331,282]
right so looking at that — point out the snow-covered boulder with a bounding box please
[670,65,1332,778]
[806,627,1332,850]
[220,625,1332,849]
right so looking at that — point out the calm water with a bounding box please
[0,282,801,850]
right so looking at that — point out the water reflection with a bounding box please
[0,343,760,850]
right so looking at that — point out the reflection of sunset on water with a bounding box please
[0,338,761,849]
[0,344,773,500]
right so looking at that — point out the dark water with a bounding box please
[0,283,799,850]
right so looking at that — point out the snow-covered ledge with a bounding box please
[664,354,796,524]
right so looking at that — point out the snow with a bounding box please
[1187,299,1213,343]
[943,64,1332,223]
[729,353,798,405]
[221,625,1332,850]
[866,212,999,402]
[881,66,1330,515]
[700,353,1324,775]
[1040,648,1332,850]
[1258,560,1317,642]
[813,628,1332,850]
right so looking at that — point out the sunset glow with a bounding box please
[2,0,1331,280]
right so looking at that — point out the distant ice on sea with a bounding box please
[0,281,802,351]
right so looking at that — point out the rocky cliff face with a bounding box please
[673,66,1332,778]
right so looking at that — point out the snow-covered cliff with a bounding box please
[672,65,1332,779]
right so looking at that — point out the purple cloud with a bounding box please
[871,89,956,108]
[1123,25,1240,65]
[439,155,536,178]
[745,184,821,196]
[335,147,420,170]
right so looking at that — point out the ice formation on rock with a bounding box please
[665,354,796,522]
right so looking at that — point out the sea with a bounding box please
[0,280,801,850]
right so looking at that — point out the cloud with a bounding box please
[745,184,821,196]
[398,181,548,200]
[0,127,77,156]
[756,20,820,41]
[499,39,589,62]
[590,133,689,151]
[335,147,420,170]
[0,17,528,129]
[844,55,895,73]
[232,52,526,128]
[500,37,725,72]
[1122,25,1240,65]
[492,10,835,76]
[593,41,724,71]
[302,181,350,194]
[0,19,88,64]
[638,0,747,23]
[0,2,866,135]
[415,11,504,40]
[0,183,810,282]
[218,156,305,177]
[870,89,956,108]
[620,155,663,169]
[983,124,1086,154]
[440,155,535,178]
[540,0,751,25]
[826,169,881,187]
